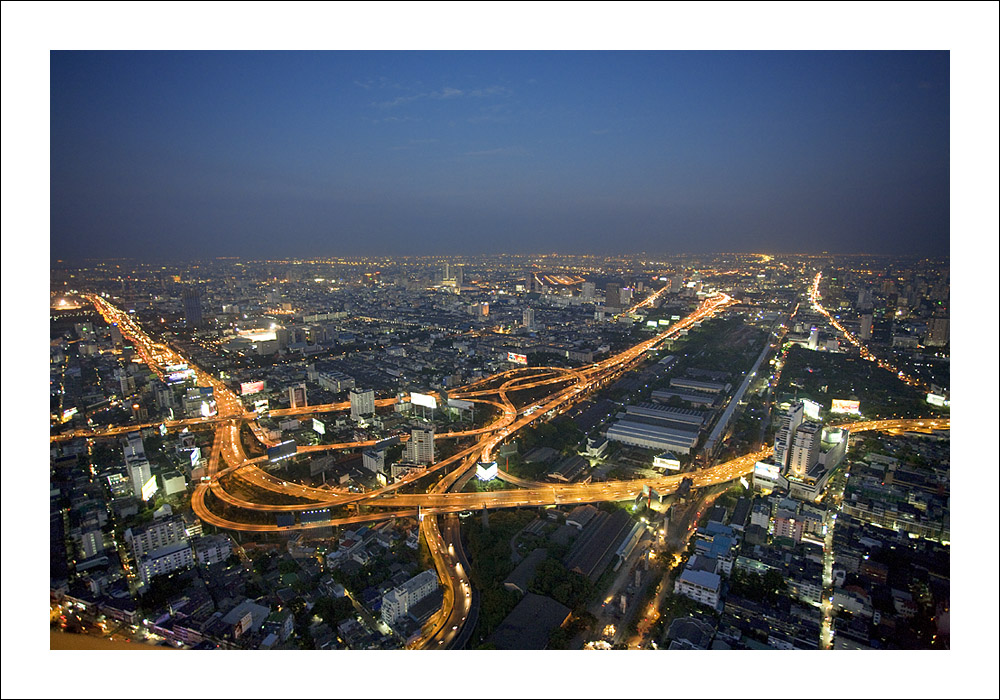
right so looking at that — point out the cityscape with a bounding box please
[5,6,997,699]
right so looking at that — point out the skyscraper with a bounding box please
[182,287,204,327]
[288,383,308,409]
[773,401,804,470]
[405,425,435,464]
[605,284,621,310]
[581,281,596,302]
[523,307,535,331]
[788,421,822,478]
[350,387,375,421]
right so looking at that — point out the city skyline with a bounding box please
[7,2,997,698]
[50,50,949,261]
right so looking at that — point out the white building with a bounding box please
[381,570,440,627]
[192,534,233,566]
[362,448,385,474]
[674,569,721,608]
[773,401,804,470]
[523,307,535,331]
[404,425,435,464]
[126,517,188,560]
[788,421,822,478]
[137,541,194,586]
[349,387,375,421]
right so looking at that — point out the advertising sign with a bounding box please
[253,398,269,415]
[926,393,949,407]
[507,352,528,365]
[448,398,475,411]
[830,399,861,415]
[141,475,158,502]
[312,418,326,435]
[241,380,265,396]
[802,399,822,420]
[267,440,297,463]
[753,461,781,480]
[411,392,438,409]
[476,461,498,481]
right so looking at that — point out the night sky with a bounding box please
[50,50,950,260]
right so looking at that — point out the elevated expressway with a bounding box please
[78,288,950,649]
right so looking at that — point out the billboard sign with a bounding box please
[312,418,326,435]
[61,407,78,423]
[448,398,474,411]
[190,446,202,466]
[802,399,822,420]
[926,393,949,407]
[267,440,297,463]
[507,352,528,365]
[411,392,437,409]
[753,461,781,480]
[166,369,195,384]
[159,422,167,436]
[253,398,269,415]
[164,363,188,373]
[476,461,498,481]
[830,399,861,415]
[241,380,265,396]
[141,475,158,502]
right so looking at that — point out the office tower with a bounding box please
[405,425,435,464]
[808,326,819,350]
[859,314,873,340]
[349,387,375,421]
[925,316,949,347]
[288,383,308,409]
[788,421,822,478]
[127,461,152,499]
[605,284,621,309]
[182,287,204,327]
[455,265,464,288]
[856,288,873,310]
[581,281,596,302]
[110,322,123,346]
[362,449,385,474]
[773,401,804,470]
[523,307,535,331]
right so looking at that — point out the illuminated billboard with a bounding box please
[753,461,781,480]
[658,319,671,326]
[267,440,297,463]
[802,399,822,420]
[241,380,265,396]
[312,418,326,435]
[926,393,949,407]
[253,398,269,415]
[159,423,167,436]
[507,352,528,365]
[61,407,78,423]
[190,446,202,466]
[141,475,158,502]
[448,398,474,411]
[476,461,498,481]
[166,369,195,384]
[411,392,438,409]
[830,399,861,415]
[164,363,188,373]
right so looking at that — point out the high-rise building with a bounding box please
[182,287,204,327]
[581,281,596,302]
[925,316,949,347]
[788,421,822,478]
[605,284,621,310]
[859,314,873,340]
[349,387,375,421]
[405,425,435,464]
[523,307,535,331]
[808,326,819,350]
[362,448,385,474]
[288,383,308,409]
[381,570,439,627]
[455,265,464,289]
[773,402,804,470]
[110,323,123,347]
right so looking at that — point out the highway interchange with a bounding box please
[76,285,948,648]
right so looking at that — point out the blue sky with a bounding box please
[50,50,950,260]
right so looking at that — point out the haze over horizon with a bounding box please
[50,50,950,261]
